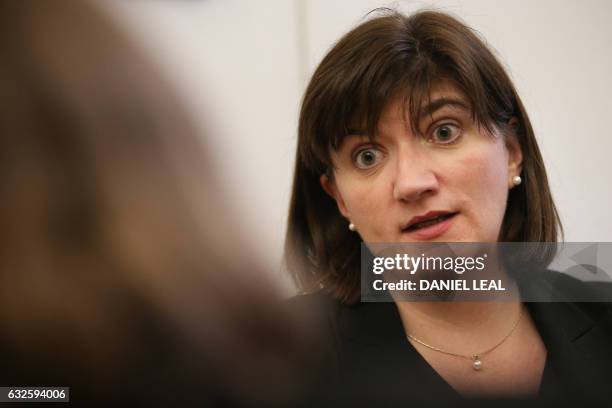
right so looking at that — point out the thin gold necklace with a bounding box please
[406,306,524,371]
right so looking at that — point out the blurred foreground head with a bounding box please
[0,0,316,404]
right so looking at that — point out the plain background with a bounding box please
[105,0,612,292]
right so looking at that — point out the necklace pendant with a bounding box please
[472,355,482,371]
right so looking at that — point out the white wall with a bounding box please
[105,0,612,288]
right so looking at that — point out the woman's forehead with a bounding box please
[385,85,470,121]
[346,81,472,137]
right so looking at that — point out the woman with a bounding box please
[285,9,612,405]
[0,0,315,404]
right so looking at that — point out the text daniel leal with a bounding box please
[372,279,506,291]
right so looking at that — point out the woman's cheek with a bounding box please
[457,144,509,231]
[341,185,385,236]
[345,188,377,217]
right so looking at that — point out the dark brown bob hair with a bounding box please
[285,9,562,304]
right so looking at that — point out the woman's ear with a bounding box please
[320,174,350,218]
[506,118,523,178]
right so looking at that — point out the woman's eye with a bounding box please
[430,124,461,144]
[353,148,382,169]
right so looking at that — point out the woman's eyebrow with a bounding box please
[336,132,370,151]
[343,97,469,139]
[419,97,470,119]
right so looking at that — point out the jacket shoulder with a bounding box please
[522,269,612,305]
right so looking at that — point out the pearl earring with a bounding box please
[512,175,522,186]
[348,222,356,231]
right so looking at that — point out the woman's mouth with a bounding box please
[401,212,459,240]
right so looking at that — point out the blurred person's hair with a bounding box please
[0,0,315,404]
[285,10,562,304]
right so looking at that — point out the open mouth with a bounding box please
[403,212,458,232]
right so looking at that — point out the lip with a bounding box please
[401,211,458,240]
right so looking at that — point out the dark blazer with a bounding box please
[290,274,612,407]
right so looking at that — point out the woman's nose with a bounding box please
[391,150,439,202]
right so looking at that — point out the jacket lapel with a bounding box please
[335,302,459,403]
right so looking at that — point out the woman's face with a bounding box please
[321,83,522,243]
